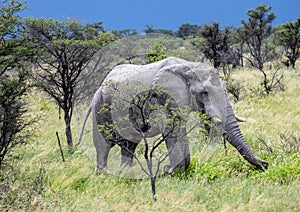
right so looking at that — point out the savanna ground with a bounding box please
[1,65,299,211]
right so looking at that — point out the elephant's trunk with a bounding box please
[223,95,268,169]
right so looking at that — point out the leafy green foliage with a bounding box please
[176,23,200,38]
[239,4,280,95]
[25,17,114,148]
[200,22,233,68]
[144,25,175,36]
[112,28,138,38]
[0,0,33,166]
[276,18,300,68]
[0,73,30,165]
[146,42,168,63]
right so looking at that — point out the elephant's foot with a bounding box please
[164,152,190,174]
[95,165,107,175]
[120,159,134,170]
[163,164,173,174]
[118,161,135,176]
[163,161,189,174]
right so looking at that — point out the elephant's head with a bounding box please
[152,60,268,170]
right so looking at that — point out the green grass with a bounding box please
[1,67,300,211]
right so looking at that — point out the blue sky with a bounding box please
[21,0,299,32]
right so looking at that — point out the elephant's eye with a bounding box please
[151,92,158,98]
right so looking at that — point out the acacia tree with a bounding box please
[97,85,202,201]
[126,92,201,201]
[277,18,300,69]
[0,0,33,165]
[176,23,201,38]
[25,18,113,148]
[144,25,175,36]
[231,27,246,67]
[200,22,240,74]
[112,29,138,38]
[239,4,277,95]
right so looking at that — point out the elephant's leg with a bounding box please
[120,140,139,168]
[92,97,116,172]
[92,87,119,172]
[164,127,190,172]
[92,114,113,171]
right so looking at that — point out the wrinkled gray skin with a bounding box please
[81,57,268,172]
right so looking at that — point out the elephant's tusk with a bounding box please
[235,115,246,122]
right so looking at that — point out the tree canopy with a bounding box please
[0,0,33,165]
[276,18,300,68]
[25,17,114,148]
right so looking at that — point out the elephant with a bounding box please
[79,57,268,173]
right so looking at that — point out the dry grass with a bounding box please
[1,66,299,211]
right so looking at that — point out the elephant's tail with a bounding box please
[77,106,92,146]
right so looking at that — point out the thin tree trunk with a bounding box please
[260,68,269,96]
[291,57,296,69]
[64,112,73,149]
[151,176,157,201]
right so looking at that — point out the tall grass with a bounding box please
[0,67,299,211]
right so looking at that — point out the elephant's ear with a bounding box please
[152,64,191,107]
[194,65,227,131]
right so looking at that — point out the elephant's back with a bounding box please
[103,64,156,88]
[102,57,195,86]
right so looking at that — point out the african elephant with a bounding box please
[80,57,268,172]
